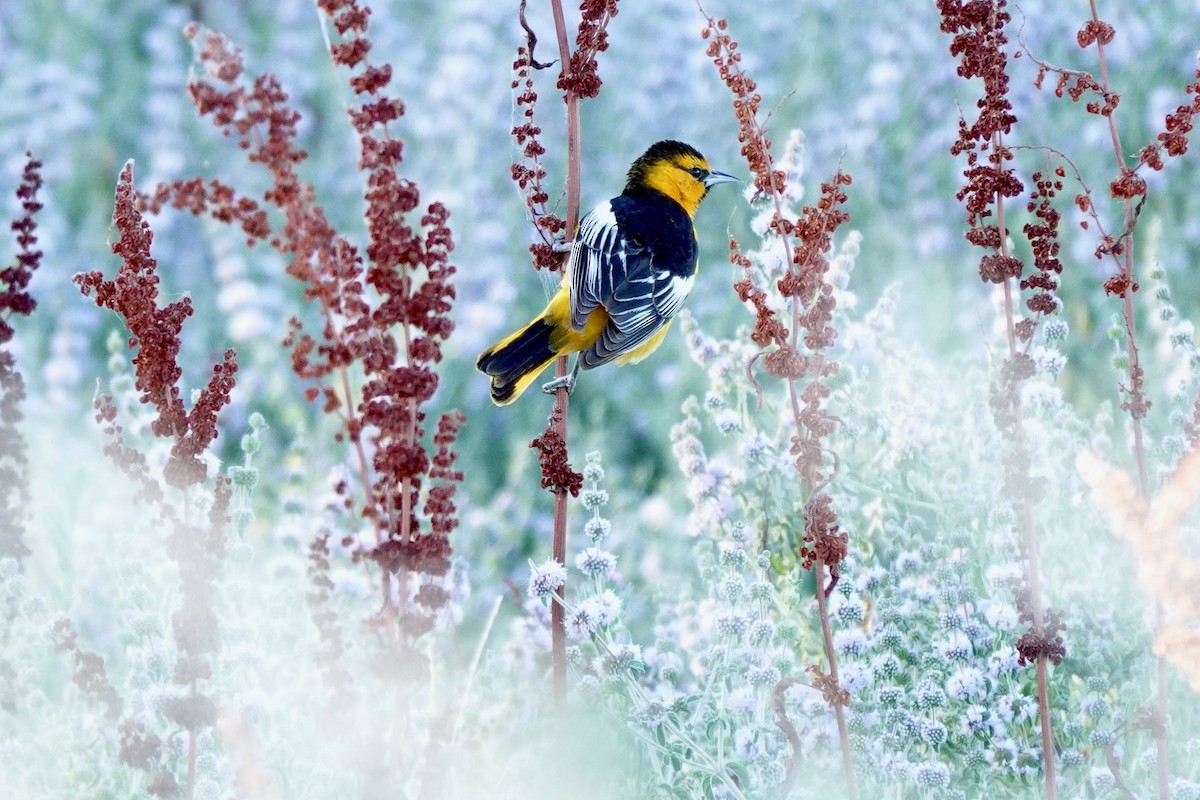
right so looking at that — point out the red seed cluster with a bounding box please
[938,0,1028,285]
[117,718,162,773]
[425,410,466,536]
[511,42,567,271]
[1,152,43,562]
[985,352,1040,526]
[702,14,850,574]
[75,163,239,489]
[530,415,583,497]
[1015,607,1066,666]
[1017,169,1065,329]
[306,533,350,684]
[91,393,166,508]
[52,618,124,719]
[558,0,621,100]
[702,16,784,195]
[806,664,851,707]
[1137,70,1200,168]
[730,238,787,350]
[166,475,230,673]
[798,494,847,579]
[1109,167,1147,199]
[1120,363,1151,421]
[1184,396,1200,449]
[785,174,852,351]
[1102,273,1138,298]
[324,0,462,608]
[1,152,42,333]
[1076,19,1115,48]
[141,178,270,248]
[175,9,464,615]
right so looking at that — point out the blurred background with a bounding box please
[7,3,1200,797]
[5,0,1200,585]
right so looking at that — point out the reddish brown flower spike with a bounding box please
[1103,274,1138,297]
[510,36,568,271]
[175,11,465,582]
[530,424,583,497]
[1,151,45,562]
[556,0,621,100]
[1109,169,1147,199]
[75,162,238,490]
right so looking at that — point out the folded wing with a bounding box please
[568,200,696,370]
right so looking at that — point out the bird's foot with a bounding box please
[541,373,575,395]
[551,237,574,254]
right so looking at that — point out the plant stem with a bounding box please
[780,357,854,793]
[1088,3,1167,794]
[548,0,582,704]
[186,681,198,799]
[993,131,1018,358]
[814,558,856,797]
[551,379,569,702]
[989,112,1057,797]
[1022,504,1056,800]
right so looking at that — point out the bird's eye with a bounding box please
[687,166,706,179]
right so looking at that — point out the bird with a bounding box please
[477,140,738,405]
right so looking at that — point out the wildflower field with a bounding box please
[2,0,1200,798]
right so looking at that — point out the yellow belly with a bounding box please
[545,287,608,353]
[613,323,671,364]
[543,287,672,365]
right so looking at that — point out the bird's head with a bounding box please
[624,140,739,216]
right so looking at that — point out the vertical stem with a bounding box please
[549,0,582,704]
[186,681,198,800]
[551,382,569,702]
[814,559,856,797]
[1156,641,1170,793]
[985,22,1057,769]
[993,133,1018,358]
[788,377,856,796]
[1023,505,1056,799]
[1089,3,1166,793]
[994,114,1056,797]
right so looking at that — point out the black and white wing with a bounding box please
[568,199,696,369]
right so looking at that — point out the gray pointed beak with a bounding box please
[703,170,740,188]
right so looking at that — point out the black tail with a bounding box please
[476,317,557,405]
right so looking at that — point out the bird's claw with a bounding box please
[541,373,576,395]
[552,238,575,254]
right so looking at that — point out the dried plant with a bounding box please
[0,152,42,565]
[145,0,464,642]
[702,9,856,794]
[72,160,238,799]
[511,1,567,272]
[1078,449,1200,693]
[1014,3,1200,794]
[511,0,621,699]
[937,1,1065,794]
[77,163,239,494]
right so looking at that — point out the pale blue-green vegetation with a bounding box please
[2,1,1199,798]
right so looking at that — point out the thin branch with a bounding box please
[548,0,583,704]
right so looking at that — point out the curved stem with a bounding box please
[814,558,855,796]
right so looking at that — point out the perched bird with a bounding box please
[477,140,738,405]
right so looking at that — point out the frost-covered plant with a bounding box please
[527,452,803,800]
